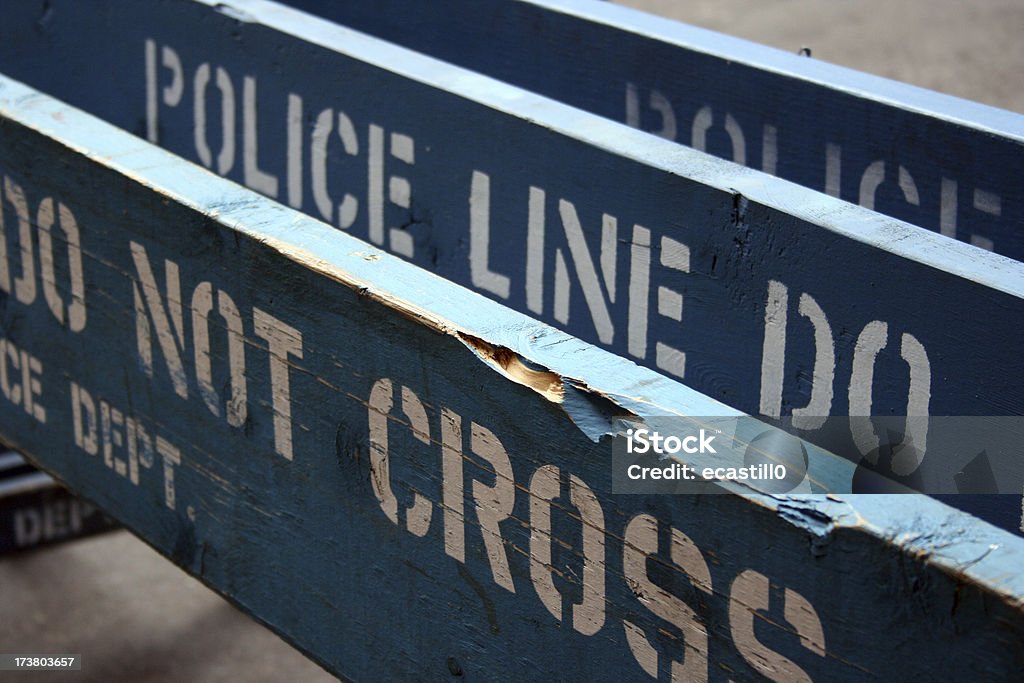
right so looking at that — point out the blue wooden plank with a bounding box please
[272,0,1024,260]
[2,0,1024,535]
[0,451,117,554]
[3,0,1024,546]
[1,73,1024,682]
[0,0,1019,429]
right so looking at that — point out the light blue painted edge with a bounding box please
[2,73,1022,605]
[0,470,58,497]
[537,0,1024,141]
[203,0,1024,300]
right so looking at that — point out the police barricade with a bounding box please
[0,450,116,553]
[1,0,1022,530]
[1,73,1023,682]
[273,0,1024,259]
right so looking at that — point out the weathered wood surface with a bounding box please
[0,451,116,553]
[1,75,1024,681]
[282,0,1024,259]
[0,0,1021,432]
[258,0,1024,531]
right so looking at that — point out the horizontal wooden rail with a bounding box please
[0,451,116,553]
[280,0,1024,259]
[2,0,1022,532]
[0,0,1019,429]
[1,73,1023,682]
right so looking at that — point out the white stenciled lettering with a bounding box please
[368,124,416,257]
[469,422,516,592]
[442,407,465,561]
[761,281,931,464]
[940,177,957,238]
[849,322,931,474]
[311,108,359,229]
[692,106,746,166]
[286,93,304,208]
[191,282,247,427]
[371,391,518,592]
[361,379,830,679]
[193,63,236,174]
[623,513,711,682]
[0,180,88,331]
[759,280,787,418]
[126,415,156,485]
[157,437,182,510]
[529,464,560,621]
[625,82,677,140]
[69,381,181,510]
[100,400,126,475]
[625,82,640,129]
[759,281,835,425]
[628,225,651,360]
[469,170,512,299]
[939,178,1001,250]
[858,161,919,211]
[145,39,183,143]
[148,43,428,263]
[14,498,97,548]
[131,241,303,458]
[243,75,280,197]
[554,200,617,345]
[253,308,303,461]
[145,38,158,142]
[525,186,546,313]
[654,236,689,378]
[730,570,824,683]
[71,381,98,455]
[368,378,433,533]
[791,293,834,431]
[0,336,46,424]
[971,189,1001,250]
[35,198,87,332]
[529,465,606,635]
[132,241,188,398]
[824,143,842,198]
[648,90,677,141]
[761,124,778,175]
[466,177,695,373]
[1,175,35,306]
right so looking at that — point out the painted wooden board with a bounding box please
[0,0,1020,433]
[1,73,1024,682]
[0,451,116,553]
[276,0,1024,259]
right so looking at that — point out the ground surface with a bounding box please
[2,1,1021,681]
[619,0,1024,113]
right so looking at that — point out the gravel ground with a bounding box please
[2,2,1021,681]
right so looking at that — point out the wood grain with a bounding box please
[0,73,1023,681]
[1,0,1023,532]
[277,0,1024,259]
[0,0,1019,424]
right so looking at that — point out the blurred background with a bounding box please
[620,0,1024,113]
[2,1,1022,681]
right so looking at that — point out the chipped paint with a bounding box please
[1,27,1023,683]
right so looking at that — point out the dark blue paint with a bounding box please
[1,0,1023,534]
[0,452,116,553]
[0,0,1018,424]
[277,0,1024,259]
[1,75,1024,681]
